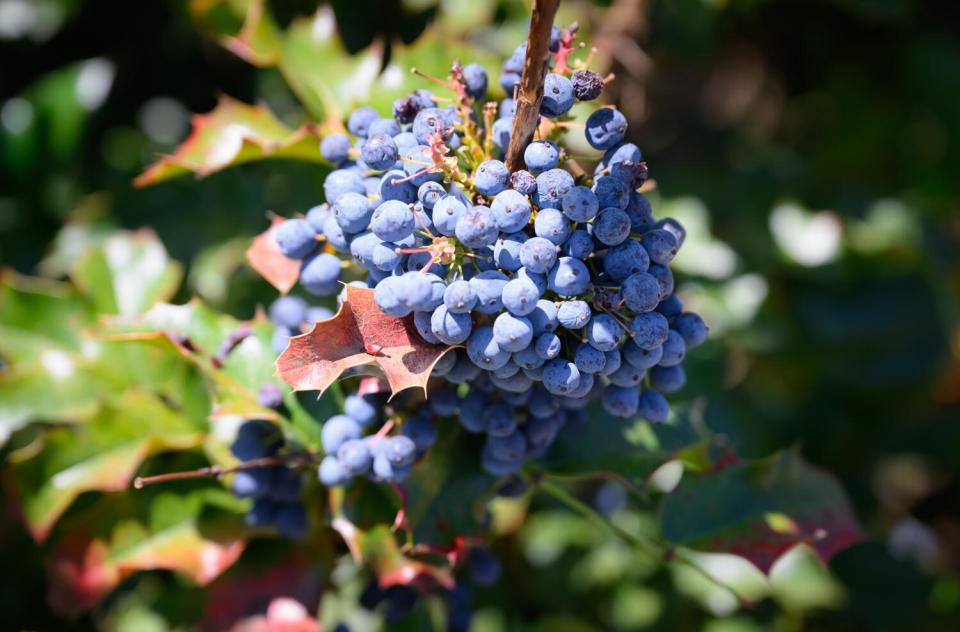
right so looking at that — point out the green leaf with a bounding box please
[541,404,714,486]
[659,450,863,573]
[135,96,324,187]
[70,229,183,316]
[7,389,208,542]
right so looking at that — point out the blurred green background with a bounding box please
[1,0,959,630]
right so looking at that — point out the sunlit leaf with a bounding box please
[135,96,323,187]
[277,285,454,400]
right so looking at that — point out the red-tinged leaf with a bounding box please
[45,493,246,618]
[246,217,302,294]
[135,96,323,187]
[277,285,454,400]
[660,449,863,573]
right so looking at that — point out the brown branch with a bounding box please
[132,452,317,488]
[505,0,561,172]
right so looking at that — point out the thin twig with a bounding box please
[505,0,561,172]
[132,452,317,488]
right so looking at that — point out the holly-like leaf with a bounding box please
[45,490,245,618]
[7,389,207,541]
[659,449,863,573]
[245,217,302,294]
[277,285,453,400]
[135,96,323,187]
[70,228,183,316]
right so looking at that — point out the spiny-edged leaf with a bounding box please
[135,96,323,187]
[540,404,714,486]
[70,229,183,316]
[277,285,453,400]
[7,389,207,542]
[246,216,302,294]
[333,520,453,591]
[659,449,863,573]
[45,489,245,618]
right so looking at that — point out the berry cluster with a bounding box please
[229,421,307,538]
[271,23,707,479]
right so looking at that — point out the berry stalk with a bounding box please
[505,0,561,172]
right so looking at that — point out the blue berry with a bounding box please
[650,365,685,393]
[444,280,477,313]
[361,133,399,171]
[412,108,449,144]
[371,241,402,272]
[622,340,663,369]
[417,181,445,209]
[674,313,709,348]
[486,431,527,462]
[321,133,352,164]
[642,229,679,265]
[374,276,411,317]
[593,176,630,210]
[524,141,560,173]
[430,305,472,344]
[338,439,373,474]
[601,385,639,418]
[557,300,591,329]
[630,312,670,350]
[269,296,308,329]
[516,267,547,294]
[501,277,541,316]
[344,393,379,426]
[622,272,661,313]
[547,256,591,296]
[514,346,544,370]
[300,252,341,295]
[348,107,379,137]
[370,200,415,242]
[534,332,562,360]
[510,169,537,195]
[432,195,467,236]
[402,414,437,451]
[658,330,686,367]
[459,391,490,432]
[593,207,631,246]
[466,325,512,370]
[491,117,513,150]
[469,270,509,314]
[275,219,318,259]
[333,192,375,234]
[542,359,581,396]
[455,205,499,248]
[528,299,559,334]
[574,344,606,373]
[534,208,571,245]
[395,271,435,311]
[491,189,532,232]
[486,402,517,436]
[561,186,600,222]
[534,168,575,208]
[493,231,528,272]
[319,456,352,486]
[603,239,649,280]
[563,229,594,259]
[638,389,669,422]
[492,313,534,353]
[474,160,510,197]
[232,468,274,498]
[379,170,417,204]
[402,145,442,187]
[586,314,622,352]
[519,237,558,274]
[462,63,488,99]
[647,263,674,299]
[322,415,362,453]
[584,108,628,150]
[415,310,442,343]
[540,73,575,118]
